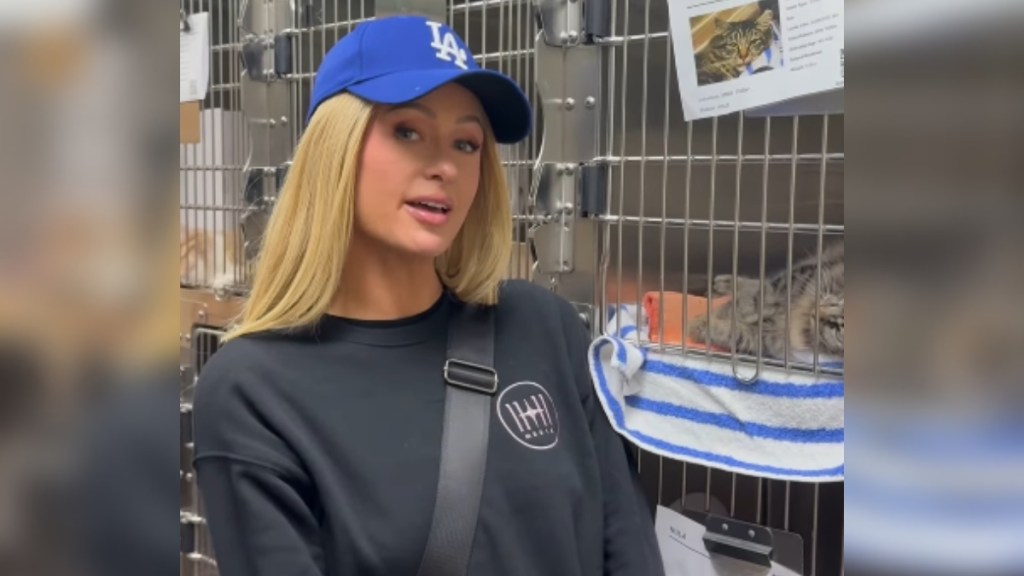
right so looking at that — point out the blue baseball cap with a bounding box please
[306,15,532,145]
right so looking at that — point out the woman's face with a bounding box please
[353,83,487,261]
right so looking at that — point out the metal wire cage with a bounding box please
[179,0,249,296]
[594,2,844,574]
[179,1,844,574]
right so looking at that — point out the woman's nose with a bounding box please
[425,150,458,183]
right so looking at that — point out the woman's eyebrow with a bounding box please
[386,104,482,128]
[386,103,435,118]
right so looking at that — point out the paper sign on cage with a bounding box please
[656,506,805,576]
[667,0,844,120]
[180,12,211,103]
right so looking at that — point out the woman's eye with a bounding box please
[395,126,420,141]
[455,139,481,154]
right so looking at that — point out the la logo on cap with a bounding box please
[425,21,468,70]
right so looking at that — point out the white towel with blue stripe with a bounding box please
[589,306,844,482]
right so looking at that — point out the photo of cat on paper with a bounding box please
[690,0,783,87]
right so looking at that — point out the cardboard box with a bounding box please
[180,101,201,144]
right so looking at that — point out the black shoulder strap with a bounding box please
[416,301,497,576]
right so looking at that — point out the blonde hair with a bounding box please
[223,92,511,342]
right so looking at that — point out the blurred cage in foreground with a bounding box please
[179,1,844,575]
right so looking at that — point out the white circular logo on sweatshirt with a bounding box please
[496,381,559,450]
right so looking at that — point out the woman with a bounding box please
[193,15,663,576]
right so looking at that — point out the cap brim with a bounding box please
[347,68,532,145]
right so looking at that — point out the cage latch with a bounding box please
[241,33,293,81]
[702,514,775,568]
[583,0,612,41]
[273,32,294,76]
[580,161,608,218]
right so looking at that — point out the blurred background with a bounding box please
[0,0,1020,574]
[0,0,176,575]
[846,0,1024,574]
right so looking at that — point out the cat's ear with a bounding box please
[714,18,730,32]
[712,275,734,295]
[757,9,774,26]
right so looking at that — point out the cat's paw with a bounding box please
[688,313,710,343]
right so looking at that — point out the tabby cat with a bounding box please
[688,242,844,364]
[695,9,775,87]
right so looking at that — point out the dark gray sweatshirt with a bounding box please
[193,280,663,576]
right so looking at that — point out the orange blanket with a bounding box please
[642,292,730,348]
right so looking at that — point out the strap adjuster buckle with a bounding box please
[443,359,498,395]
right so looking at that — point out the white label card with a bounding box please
[180,12,211,103]
[655,506,802,576]
[667,0,843,120]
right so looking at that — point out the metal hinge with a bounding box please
[243,162,290,207]
[180,512,202,554]
[240,35,271,81]
[243,168,265,206]
[534,0,611,46]
[535,0,583,47]
[179,513,218,567]
[180,402,194,479]
[530,161,608,274]
[276,161,291,191]
[179,365,195,390]
[240,32,293,81]
[529,1,603,278]
[531,163,576,274]
[240,162,290,263]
